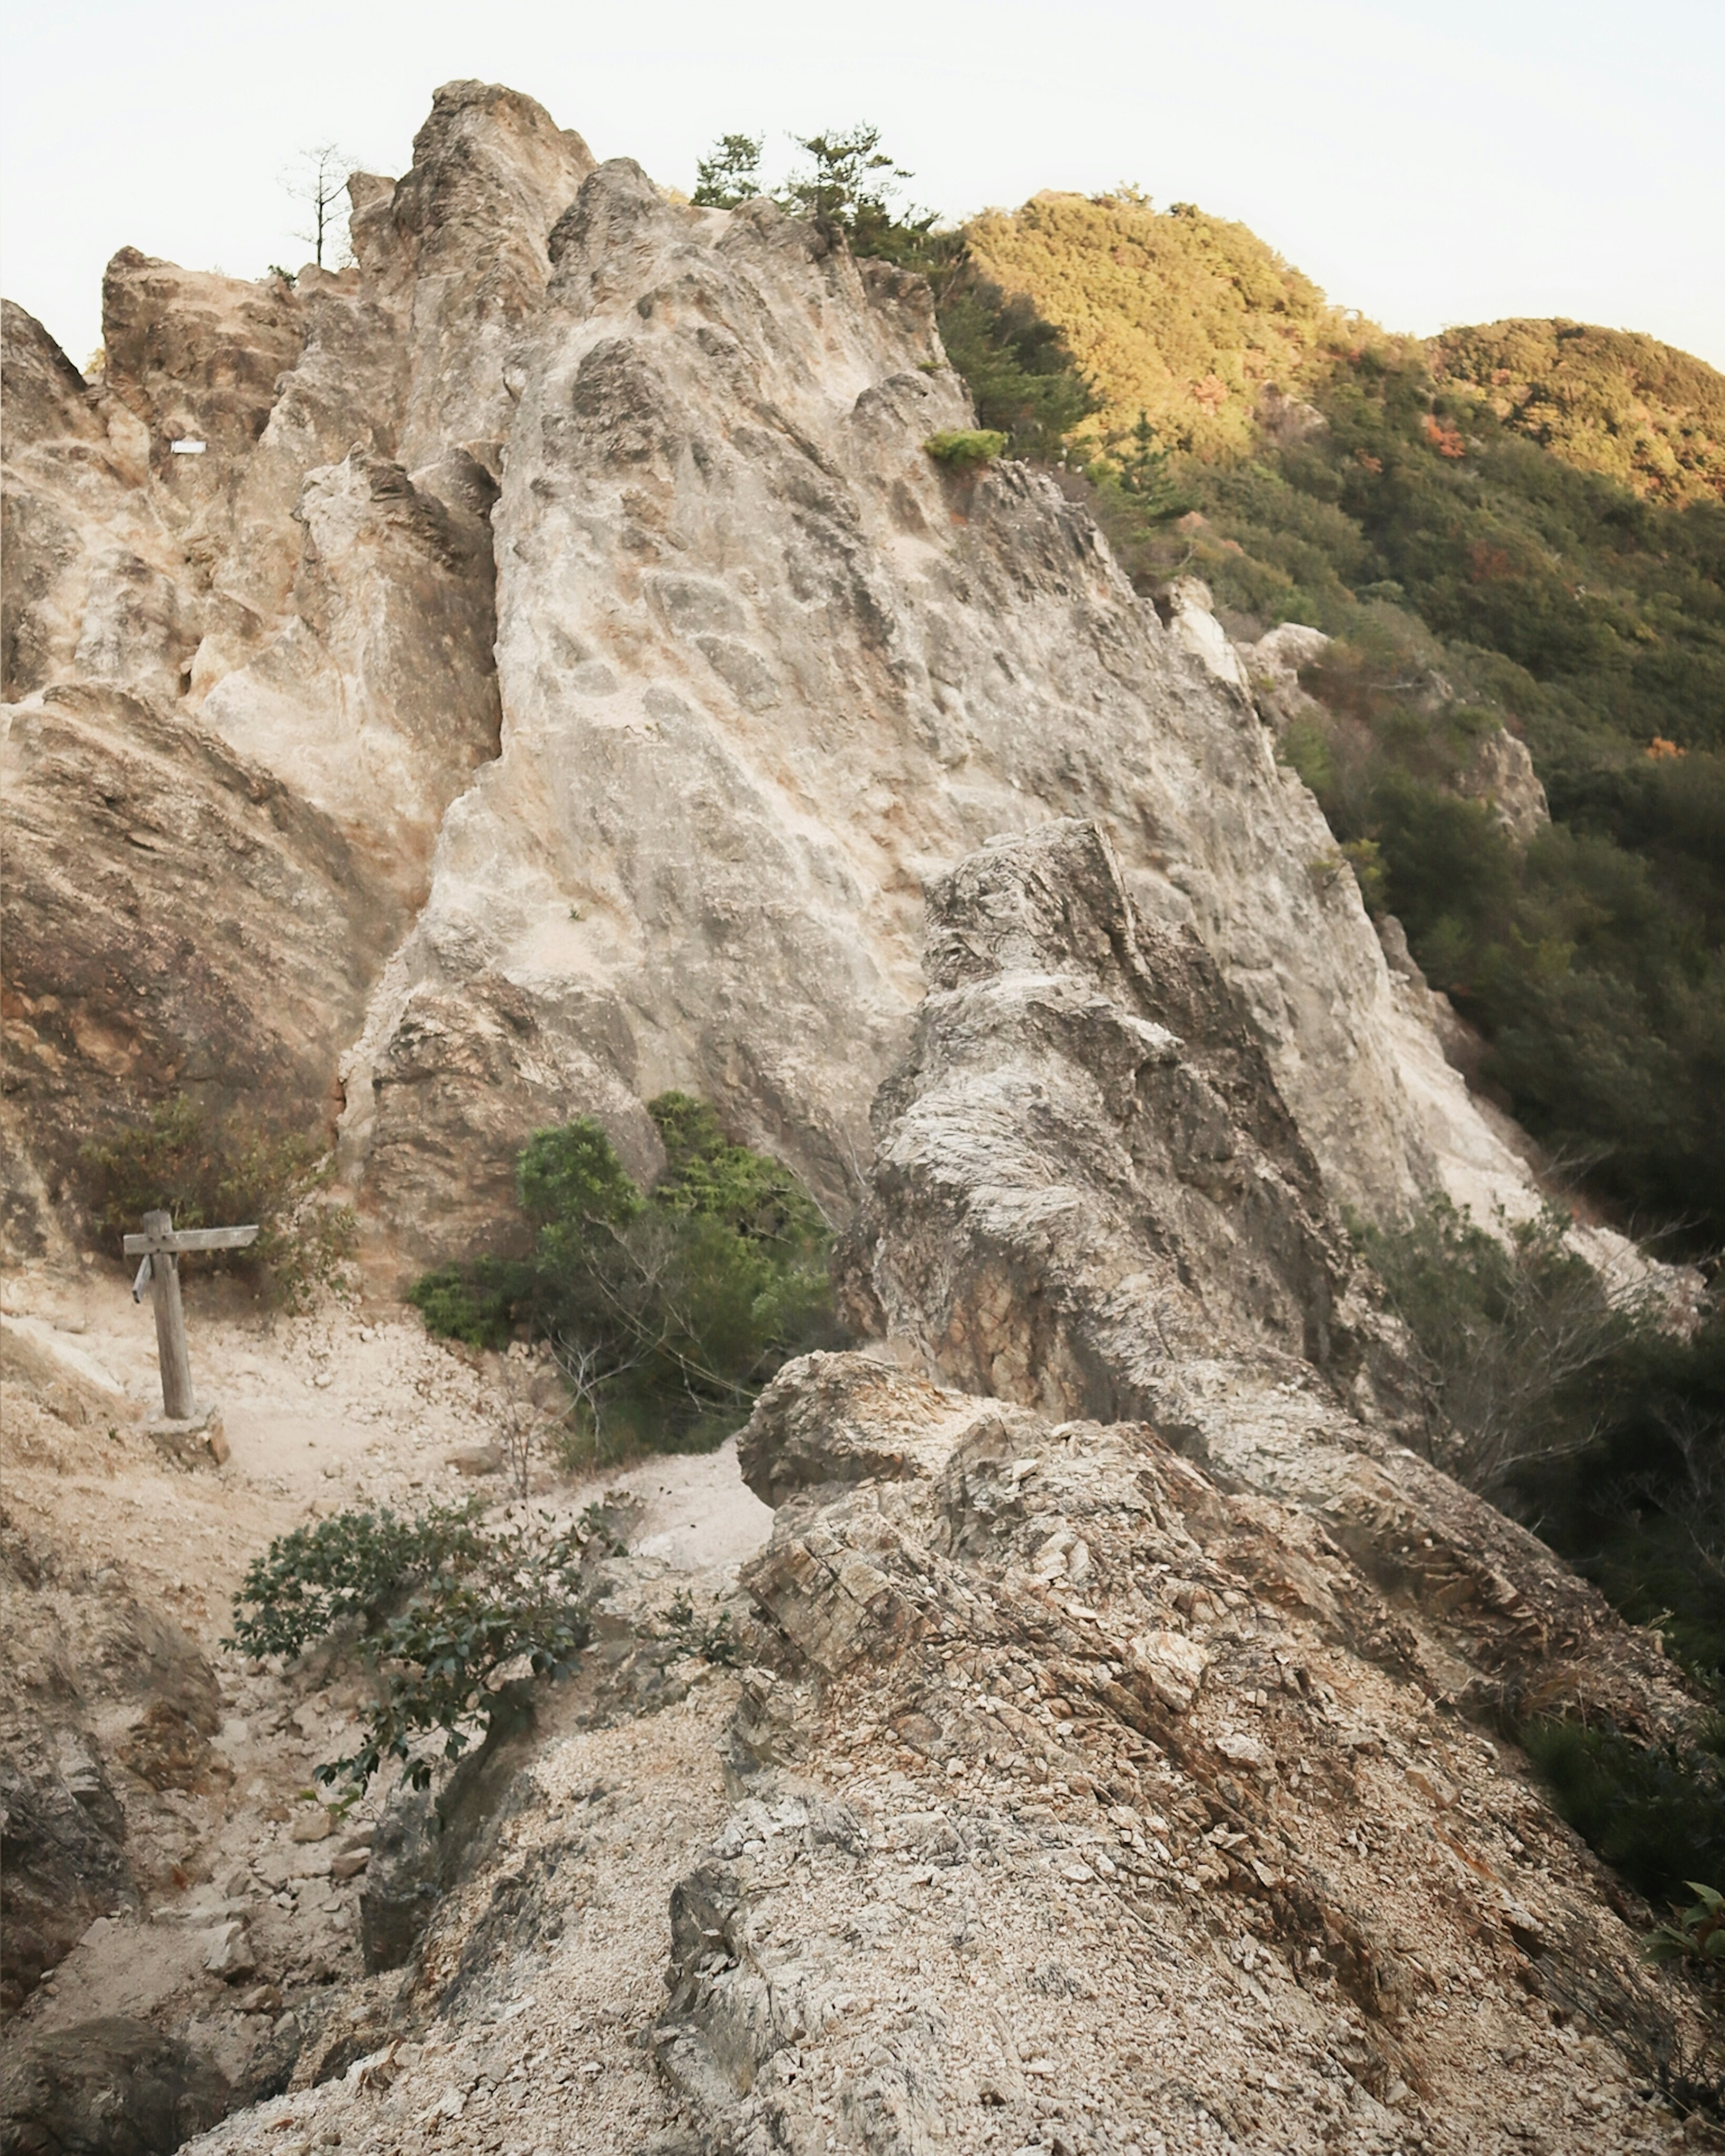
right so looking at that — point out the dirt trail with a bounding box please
[0,1255,772,2149]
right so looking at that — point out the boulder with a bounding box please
[0,2017,230,2155]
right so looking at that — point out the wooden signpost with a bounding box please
[124,1209,258,1422]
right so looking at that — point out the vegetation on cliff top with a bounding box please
[963,187,1344,462]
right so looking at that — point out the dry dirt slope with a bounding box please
[0,1259,771,2153]
[0,1237,1714,2156]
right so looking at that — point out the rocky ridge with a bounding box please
[0,72,1715,2156]
[6,82,1574,1275]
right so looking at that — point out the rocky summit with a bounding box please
[0,78,1714,2156]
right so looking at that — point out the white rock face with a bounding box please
[1459,724,1551,843]
[332,149,1559,1264]
[4,80,1557,1277]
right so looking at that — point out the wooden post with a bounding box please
[142,1208,197,1419]
[124,1212,257,1425]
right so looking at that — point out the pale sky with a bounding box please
[4,0,1722,376]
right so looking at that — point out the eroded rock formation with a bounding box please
[5,81,1561,1272]
[647,1349,1687,2153]
[1,74,1710,2156]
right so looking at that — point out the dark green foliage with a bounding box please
[924,256,1098,461]
[229,1502,594,1794]
[76,1093,357,1310]
[1104,410,1193,519]
[404,1258,533,1351]
[1069,413,1199,578]
[924,429,1007,471]
[1366,1199,1725,1910]
[692,133,763,209]
[1645,1881,1725,1979]
[778,125,911,249]
[227,1502,489,1661]
[1521,1719,1725,1909]
[1164,347,1725,1246]
[1519,1307,1725,1690]
[409,1095,836,1459]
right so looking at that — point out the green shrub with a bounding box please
[409,1093,837,1459]
[1518,1305,1725,1692]
[1646,1881,1725,1980]
[656,1587,744,1668]
[77,1093,357,1310]
[924,429,1008,472]
[227,1501,489,1658]
[1522,1719,1725,1908]
[403,1257,533,1351]
[229,1500,601,1794]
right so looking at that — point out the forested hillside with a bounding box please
[953,190,1725,1254]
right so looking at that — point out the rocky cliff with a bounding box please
[0,76,1711,2156]
[5,80,1558,1277]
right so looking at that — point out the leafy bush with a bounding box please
[1434,318,1725,507]
[410,1093,837,1460]
[924,429,1007,471]
[226,1501,489,1658]
[961,187,1340,464]
[229,1501,597,1793]
[1519,1305,1725,1691]
[920,254,1098,460]
[404,1256,532,1351]
[1646,1881,1725,1980]
[77,1093,357,1310]
[1522,1719,1725,1909]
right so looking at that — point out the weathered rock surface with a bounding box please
[651,1350,1694,2154]
[839,821,1685,1738]
[1458,725,1551,844]
[6,79,1567,1279]
[1,82,570,1250]
[0,2015,231,2154]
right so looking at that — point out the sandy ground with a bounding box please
[0,1251,774,2147]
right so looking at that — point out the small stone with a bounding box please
[1406,1764,1457,1809]
[237,1983,283,2015]
[330,1849,370,1881]
[291,1810,334,1843]
[202,1919,256,1979]
[448,1445,503,1477]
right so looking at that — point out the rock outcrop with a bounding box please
[838,820,1684,1739]
[649,1349,1693,2154]
[5,80,1567,1276]
[2,73,1709,2156]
